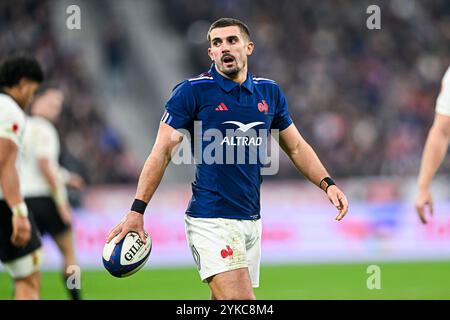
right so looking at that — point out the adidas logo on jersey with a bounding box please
[215,102,229,111]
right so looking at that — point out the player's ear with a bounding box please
[207,47,214,61]
[246,41,254,56]
[18,78,29,93]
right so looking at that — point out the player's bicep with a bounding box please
[277,123,307,156]
[432,113,450,139]
[152,122,185,160]
[0,137,18,171]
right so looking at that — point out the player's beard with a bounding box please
[221,65,240,77]
[219,59,244,79]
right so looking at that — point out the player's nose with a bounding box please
[221,42,231,52]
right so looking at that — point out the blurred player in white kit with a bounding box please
[0,55,43,300]
[416,66,450,224]
[21,88,84,299]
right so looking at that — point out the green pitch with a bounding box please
[1,261,449,299]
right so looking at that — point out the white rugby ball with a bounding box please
[102,231,152,277]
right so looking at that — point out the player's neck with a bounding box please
[215,65,248,85]
[2,87,25,109]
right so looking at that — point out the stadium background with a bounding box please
[1,0,450,299]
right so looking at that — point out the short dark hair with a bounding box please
[207,18,251,43]
[0,54,44,88]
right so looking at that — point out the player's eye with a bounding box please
[212,40,221,47]
[229,37,238,44]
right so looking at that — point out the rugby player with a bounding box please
[107,18,349,300]
[22,88,83,299]
[0,55,44,299]
[416,66,450,224]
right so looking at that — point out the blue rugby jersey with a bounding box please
[162,65,293,220]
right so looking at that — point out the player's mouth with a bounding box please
[222,54,236,67]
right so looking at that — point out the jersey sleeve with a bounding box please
[271,85,293,131]
[436,67,450,116]
[161,80,196,130]
[0,106,24,146]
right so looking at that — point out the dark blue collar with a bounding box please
[209,64,254,94]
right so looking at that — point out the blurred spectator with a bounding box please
[102,22,128,93]
[0,0,138,186]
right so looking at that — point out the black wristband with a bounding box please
[131,199,147,215]
[319,177,336,192]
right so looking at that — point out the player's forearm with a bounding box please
[418,125,450,190]
[287,141,330,187]
[0,159,23,208]
[38,158,68,205]
[134,149,171,204]
[38,158,59,193]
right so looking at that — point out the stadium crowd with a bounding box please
[0,0,138,185]
[1,0,449,182]
[162,0,450,178]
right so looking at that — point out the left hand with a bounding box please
[67,173,86,190]
[326,185,349,221]
[415,188,433,224]
[11,215,31,247]
[106,211,146,244]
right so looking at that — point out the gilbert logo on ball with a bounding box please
[102,231,152,277]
